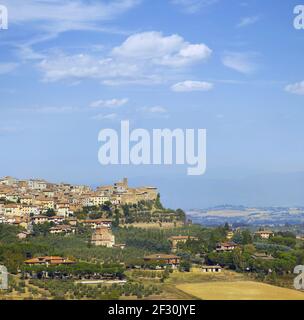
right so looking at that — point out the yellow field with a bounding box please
[177,281,304,300]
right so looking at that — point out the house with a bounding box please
[67,217,77,226]
[31,215,49,225]
[82,219,112,229]
[24,256,75,266]
[88,195,110,206]
[144,254,180,268]
[0,176,17,186]
[28,179,48,190]
[21,205,40,217]
[169,235,198,252]
[216,242,238,252]
[254,230,274,239]
[201,265,222,273]
[20,196,33,205]
[49,225,75,235]
[48,215,65,225]
[3,204,22,217]
[56,203,72,218]
[91,227,115,247]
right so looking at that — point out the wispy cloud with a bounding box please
[90,98,129,108]
[91,113,118,121]
[222,52,257,74]
[2,0,141,34]
[0,63,19,75]
[138,106,169,118]
[285,81,304,95]
[171,80,214,92]
[171,0,218,14]
[237,15,260,28]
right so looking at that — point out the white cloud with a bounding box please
[222,52,257,74]
[37,32,212,84]
[38,53,139,82]
[285,81,304,95]
[91,113,118,120]
[112,31,212,67]
[237,16,260,28]
[171,0,218,14]
[90,98,129,108]
[139,106,169,118]
[171,80,214,92]
[2,0,141,33]
[0,63,19,75]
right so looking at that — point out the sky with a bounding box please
[1,0,304,209]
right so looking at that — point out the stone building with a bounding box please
[91,227,115,247]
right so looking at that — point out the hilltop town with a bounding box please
[0,176,184,229]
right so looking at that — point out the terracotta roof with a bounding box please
[24,256,75,265]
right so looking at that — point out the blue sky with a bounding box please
[1,0,304,209]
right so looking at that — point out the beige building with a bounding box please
[216,242,238,252]
[82,219,112,229]
[202,265,222,273]
[49,225,75,235]
[3,204,22,217]
[254,230,274,239]
[169,235,198,252]
[91,227,115,247]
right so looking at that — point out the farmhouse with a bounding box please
[169,235,198,252]
[254,230,274,239]
[144,254,180,268]
[91,227,115,247]
[24,256,75,266]
[201,265,222,273]
[216,242,238,252]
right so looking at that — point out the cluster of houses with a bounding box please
[145,229,276,271]
[0,176,158,228]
